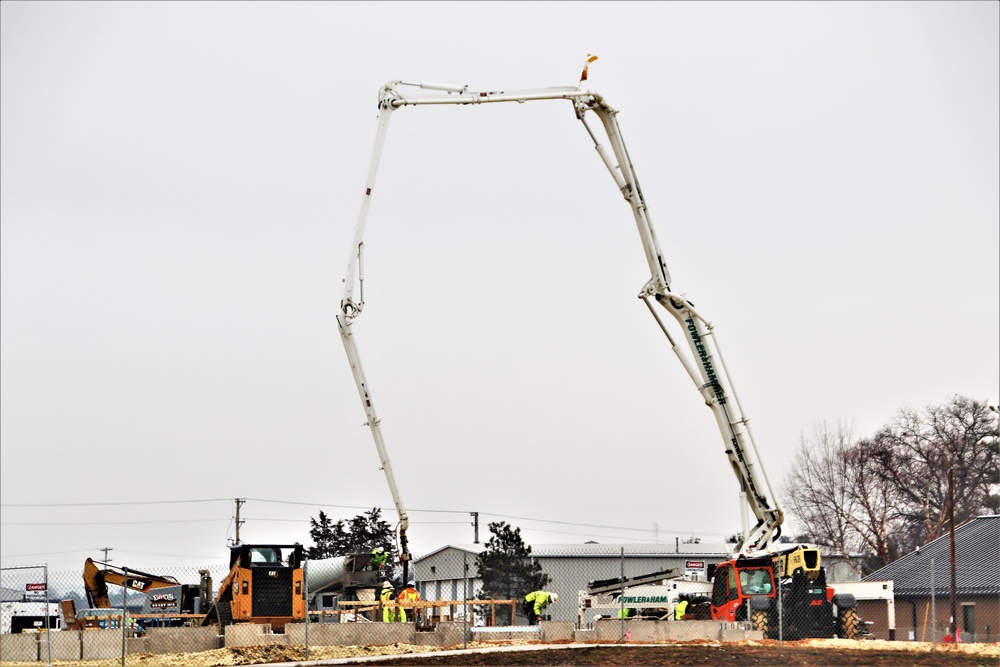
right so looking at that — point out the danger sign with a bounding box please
[25,583,46,601]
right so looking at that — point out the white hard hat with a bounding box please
[550,593,558,602]
[376,546,385,553]
[407,580,415,587]
[382,580,392,588]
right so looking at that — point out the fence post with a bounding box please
[619,547,625,643]
[930,558,936,648]
[777,566,783,648]
[462,551,468,650]
[44,563,52,667]
[120,567,128,667]
[303,557,310,660]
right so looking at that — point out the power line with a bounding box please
[1,519,230,526]
[2,496,725,539]
[0,548,103,558]
[1,499,230,508]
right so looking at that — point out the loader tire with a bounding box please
[217,599,233,629]
[837,607,862,639]
[751,608,769,637]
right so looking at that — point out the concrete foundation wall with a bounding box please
[225,623,287,647]
[0,632,38,662]
[146,626,221,654]
[284,622,416,647]
[50,630,82,661]
[594,618,763,642]
[81,629,125,660]
[127,637,149,654]
[424,622,465,648]
[540,621,574,642]
[470,628,539,642]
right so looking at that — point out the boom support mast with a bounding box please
[339,81,782,555]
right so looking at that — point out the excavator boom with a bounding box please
[82,558,182,609]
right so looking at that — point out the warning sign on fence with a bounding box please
[25,583,46,601]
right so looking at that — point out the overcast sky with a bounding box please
[2,2,998,574]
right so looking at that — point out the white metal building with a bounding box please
[412,542,864,624]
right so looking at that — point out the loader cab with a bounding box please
[711,562,741,621]
[710,559,776,622]
[229,544,304,570]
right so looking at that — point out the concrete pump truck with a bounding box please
[339,67,862,639]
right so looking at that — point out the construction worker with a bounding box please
[379,581,398,623]
[371,546,388,570]
[616,606,633,619]
[398,580,421,624]
[674,597,689,620]
[523,590,558,625]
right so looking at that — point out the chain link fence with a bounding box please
[1,541,996,664]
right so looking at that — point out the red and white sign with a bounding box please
[25,583,46,600]
[684,560,707,578]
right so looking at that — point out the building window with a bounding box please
[962,604,975,636]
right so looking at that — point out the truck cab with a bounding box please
[710,561,776,622]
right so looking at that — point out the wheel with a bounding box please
[751,608,769,637]
[217,599,233,629]
[837,607,862,639]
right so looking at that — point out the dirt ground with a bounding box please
[357,640,1000,666]
[3,639,997,667]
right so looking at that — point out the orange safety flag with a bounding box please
[579,54,599,83]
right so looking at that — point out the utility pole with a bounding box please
[471,512,479,544]
[948,467,957,642]
[100,547,113,562]
[234,498,245,545]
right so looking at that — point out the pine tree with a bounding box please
[475,521,550,605]
[307,510,350,559]
[307,508,398,576]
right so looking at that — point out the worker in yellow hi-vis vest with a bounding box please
[522,590,558,625]
[379,581,400,622]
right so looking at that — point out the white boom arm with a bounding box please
[339,80,783,555]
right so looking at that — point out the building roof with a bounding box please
[863,514,1000,596]
[0,586,23,602]
[413,542,733,562]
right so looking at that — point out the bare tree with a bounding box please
[868,395,999,552]
[784,396,999,572]
[841,437,904,567]
[784,422,857,554]
[783,423,902,572]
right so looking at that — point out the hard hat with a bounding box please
[376,546,385,553]
[550,593,558,602]
[407,580,415,587]
[382,580,392,588]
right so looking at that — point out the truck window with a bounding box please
[250,548,280,564]
[727,566,739,601]
[712,565,729,606]
[739,569,772,595]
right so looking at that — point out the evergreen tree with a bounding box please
[307,507,397,568]
[308,511,355,558]
[474,521,550,618]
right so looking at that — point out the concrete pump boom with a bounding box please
[339,80,783,556]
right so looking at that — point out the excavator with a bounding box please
[338,69,862,639]
[82,557,207,615]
